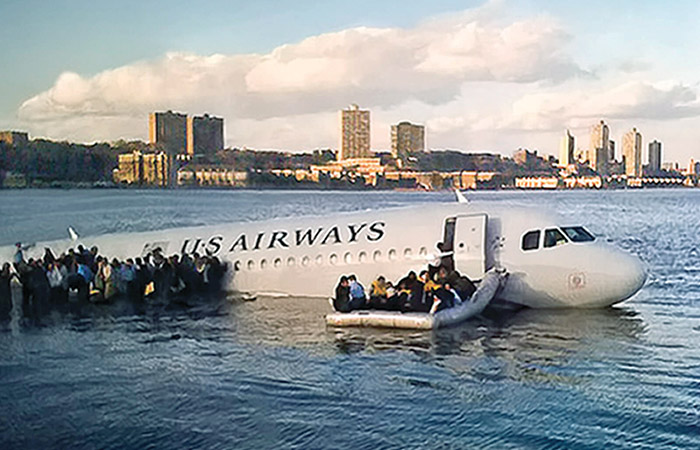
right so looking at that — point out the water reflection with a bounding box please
[329,306,645,355]
[2,291,647,366]
[0,286,233,336]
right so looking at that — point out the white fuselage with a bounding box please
[0,202,646,308]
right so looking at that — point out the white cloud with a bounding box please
[16,3,581,149]
[13,1,700,161]
[508,80,700,131]
[427,80,700,137]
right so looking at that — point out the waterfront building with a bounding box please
[311,157,384,185]
[149,111,187,155]
[115,152,142,184]
[622,128,643,177]
[178,166,247,187]
[187,114,224,157]
[113,150,170,186]
[589,120,610,171]
[648,140,662,174]
[339,104,370,161]
[0,131,29,148]
[515,177,559,189]
[391,121,425,160]
[661,161,679,173]
[559,130,575,166]
[384,170,499,190]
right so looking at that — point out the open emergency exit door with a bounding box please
[443,214,487,280]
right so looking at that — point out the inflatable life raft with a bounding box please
[325,269,507,329]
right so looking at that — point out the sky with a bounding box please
[2,0,700,164]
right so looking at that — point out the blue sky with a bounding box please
[2,0,700,163]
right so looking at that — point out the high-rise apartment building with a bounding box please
[391,121,425,160]
[0,131,29,148]
[589,120,610,171]
[339,104,370,161]
[149,111,187,155]
[623,128,642,177]
[559,129,575,166]
[187,113,224,157]
[648,140,662,174]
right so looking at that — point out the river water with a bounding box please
[0,189,699,449]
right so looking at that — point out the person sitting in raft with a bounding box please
[386,273,411,312]
[445,282,462,306]
[368,275,389,310]
[405,272,427,313]
[428,275,458,314]
[436,266,477,302]
[420,269,440,293]
[333,276,351,312]
[347,274,367,310]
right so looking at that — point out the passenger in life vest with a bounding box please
[368,275,390,310]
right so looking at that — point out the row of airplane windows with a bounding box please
[232,246,430,271]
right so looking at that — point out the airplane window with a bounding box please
[344,252,353,264]
[234,261,241,271]
[561,226,596,242]
[247,260,255,270]
[315,255,323,265]
[403,248,412,258]
[419,247,427,257]
[521,230,540,251]
[301,256,310,267]
[544,228,568,248]
[273,258,282,268]
[373,250,382,262]
[388,249,397,261]
[329,253,338,265]
[358,251,367,263]
[287,257,295,267]
[260,259,268,269]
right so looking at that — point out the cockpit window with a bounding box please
[544,228,568,248]
[521,230,540,251]
[561,226,596,243]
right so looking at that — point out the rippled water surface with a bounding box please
[1,189,699,449]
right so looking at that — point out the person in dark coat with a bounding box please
[333,276,351,312]
[0,263,15,318]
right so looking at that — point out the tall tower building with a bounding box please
[149,111,187,155]
[559,129,575,166]
[589,120,610,171]
[187,113,224,157]
[609,140,615,162]
[391,121,425,160]
[623,128,643,177]
[339,104,370,161]
[648,140,662,174]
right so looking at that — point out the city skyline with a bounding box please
[2,1,700,162]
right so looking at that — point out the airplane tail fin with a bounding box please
[68,226,79,241]
[454,189,468,204]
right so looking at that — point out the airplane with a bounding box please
[0,191,646,309]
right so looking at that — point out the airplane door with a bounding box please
[452,214,487,279]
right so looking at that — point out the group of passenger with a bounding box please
[333,263,476,314]
[0,241,228,319]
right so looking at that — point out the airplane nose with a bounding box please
[614,251,646,301]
